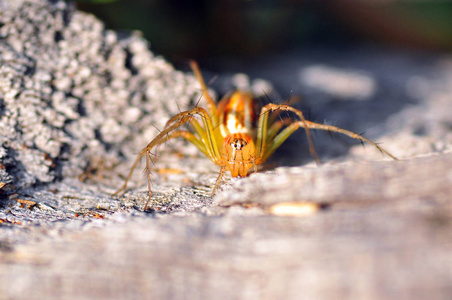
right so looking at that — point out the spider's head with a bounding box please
[223,133,255,177]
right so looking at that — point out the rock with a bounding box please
[0,0,200,193]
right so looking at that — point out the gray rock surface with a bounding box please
[1,1,452,299]
[0,0,199,194]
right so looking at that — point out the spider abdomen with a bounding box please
[219,91,258,137]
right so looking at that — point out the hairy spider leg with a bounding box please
[259,117,398,163]
[268,95,302,123]
[190,60,219,126]
[255,103,322,165]
[113,113,200,197]
[113,107,224,210]
[212,165,228,197]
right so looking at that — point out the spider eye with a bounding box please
[230,139,247,150]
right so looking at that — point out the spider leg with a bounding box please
[190,61,219,126]
[256,103,321,165]
[144,147,152,211]
[301,120,398,160]
[268,95,302,123]
[142,130,209,211]
[266,117,293,143]
[162,107,221,160]
[113,120,203,198]
[211,166,228,196]
[114,108,221,210]
[260,120,397,163]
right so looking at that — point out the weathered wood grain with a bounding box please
[1,153,452,300]
[216,152,452,206]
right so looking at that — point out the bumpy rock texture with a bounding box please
[0,0,199,193]
[1,1,452,300]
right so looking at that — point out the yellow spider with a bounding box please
[114,61,397,210]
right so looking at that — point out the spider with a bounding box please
[114,61,398,210]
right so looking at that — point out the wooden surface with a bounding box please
[1,152,452,300]
[216,152,452,206]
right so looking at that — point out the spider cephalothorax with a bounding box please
[114,61,397,210]
[224,133,256,178]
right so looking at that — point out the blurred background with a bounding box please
[77,0,452,163]
[78,0,452,67]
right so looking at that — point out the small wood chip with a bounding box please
[0,182,5,190]
[269,202,321,217]
[15,199,37,209]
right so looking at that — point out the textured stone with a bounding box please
[0,0,200,193]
